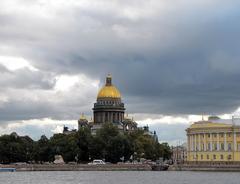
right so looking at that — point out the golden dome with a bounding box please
[97,75,121,99]
[79,113,87,120]
[97,85,121,99]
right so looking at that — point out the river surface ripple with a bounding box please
[0,171,238,184]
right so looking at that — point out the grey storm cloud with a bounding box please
[0,67,55,89]
[0,0,240,123]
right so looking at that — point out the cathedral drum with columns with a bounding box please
[186,116,240,163]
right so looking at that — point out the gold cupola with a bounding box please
[97,74,121,99]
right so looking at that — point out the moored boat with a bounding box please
[151,164,169,171]
[0,168,16,172]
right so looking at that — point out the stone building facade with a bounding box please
[186,117,240,163]
[172,144,187,164]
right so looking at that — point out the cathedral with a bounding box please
[63,74,157,141]
[64,74,138,134]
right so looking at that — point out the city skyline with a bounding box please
[0,0,240,145]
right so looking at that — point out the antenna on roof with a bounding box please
[232,116,235,126]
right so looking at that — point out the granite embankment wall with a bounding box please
[1,164,152,171]
[169,164,240,171]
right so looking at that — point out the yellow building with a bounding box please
[186,117,240,163]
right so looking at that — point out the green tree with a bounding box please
[0,133,34,164]
[0,126,172,164]
[49,133,79,163]
[33,135,50,163]
[159,142,172,160]
[75,127,92,162]
[89,123,133,163]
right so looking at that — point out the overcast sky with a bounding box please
[0,0,240,145]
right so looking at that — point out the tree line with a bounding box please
[0,123,171,164]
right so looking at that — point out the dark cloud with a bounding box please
[0,68,55,89]
[0,0,240,124]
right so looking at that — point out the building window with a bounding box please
[213,155,216,160]
[208,134,210,138]
[207,155,209,159]
[228,155,232,160]
[201,155,203,160]
[238,143,240,151]
[214,133,217,138]
[220,155,224,160]
[213,143,217,150]
[221,143,224,150]
[228,143,232,151]
[220,133,224,138]
[208,143,211,150]
[228,133,231,137]
[202,134,204,138]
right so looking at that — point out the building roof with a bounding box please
[97,75,121,99]
[189,121,232,129]
[187,118,240,132]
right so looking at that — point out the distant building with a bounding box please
[63,74,157,139]
[186,116,240,163]
[78,114,90,129]
[172,144,187,164]
[62,126,77,135]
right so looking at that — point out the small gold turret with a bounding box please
[79,113,87,120]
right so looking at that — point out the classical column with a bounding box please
[217,133,220,151]
[224,133,227,151]
[110,112,112,123]
[191,135,193,151]
[204,133,207,151]
[113,113,116,122]
[188,135,190,152]
[191,135,194,151]
[189,135,191,151]
[234,132,237,151]
[96,112,98,122]
[210,133,213,151]
[102,112,105,123]
[195,134,197,151]
[198,134,201,151]
[108,112,110,123]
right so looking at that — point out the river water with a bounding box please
[0,171,238,184]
